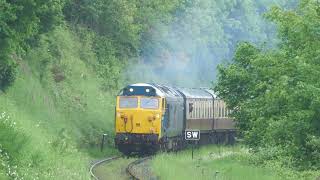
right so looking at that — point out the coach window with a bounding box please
[198,101,201,118]
[195,100,199,118]
[222,103,224,117]
[218,103,221,117]
[193,100,198,118]
[189,103,194,113]
[212,101,216,116]
[221,102,224,118]
[222,102,225,117]
[199,101,202,118]
[210,101,213,118]
[195,101,198,118]
[223,103,225,117]
[204,101,207,118]
[209,101,211,118]
[194,103,196,118]
[206,102,209,118]
[221,104,224,118]
[199,101,201,118]
[200,101,202,118]
[198,101,200,118]
[212,102,214,118]
[204,101,206,118]
[208,102,210,118]
[215,101,218,117]
[203,101,205,118]
[207,101,210,118]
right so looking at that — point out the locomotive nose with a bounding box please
[116,110,160,134]
[115,96,162,135]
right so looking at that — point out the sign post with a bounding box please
[185,130,200,159]
[100,133,108,152]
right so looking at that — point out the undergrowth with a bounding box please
[0,26,120,179]
[151,145,320,180]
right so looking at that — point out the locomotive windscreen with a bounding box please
[121,86,157,96]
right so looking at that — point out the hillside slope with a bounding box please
[0,26,117,179]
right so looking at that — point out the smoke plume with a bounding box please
[126,0,297,87]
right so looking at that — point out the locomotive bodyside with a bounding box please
[114,83,184,154]
[114,83,236,155]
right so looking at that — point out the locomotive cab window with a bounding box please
[140,97,159,109]
[119,97,138,108]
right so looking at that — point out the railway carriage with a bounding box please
[114,83,236,155]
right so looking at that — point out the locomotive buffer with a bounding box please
[185,130,200,159]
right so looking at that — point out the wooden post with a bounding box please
[192,143,194,160]
[100,133,107,152]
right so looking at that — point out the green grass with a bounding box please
[0,26,120,179]
[151,145,319,180]
[0,169,8,180]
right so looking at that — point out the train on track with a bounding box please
[114,83,236,155]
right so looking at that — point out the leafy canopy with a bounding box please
[215,0,320,169]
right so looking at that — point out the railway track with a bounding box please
[90,155,152,180]
[126,156,152,180]
[89,156,122,180]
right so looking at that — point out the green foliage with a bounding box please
[151,145,318,180]
[0,112,28,175]
[0,26,120,179]
[215,0,320,169]
[0,0,65,90]
[0,60,16,91]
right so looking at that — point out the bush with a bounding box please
[215,0,320,169]
[0,111,28,179]
[0,60,16,91]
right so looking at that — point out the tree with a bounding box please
[215,0,320,168]
[0,0,65,91]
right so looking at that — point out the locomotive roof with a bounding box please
[121,83,165,97]
[176,88,216,99]
[126,83,217,99]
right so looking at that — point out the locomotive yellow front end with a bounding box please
[114,84,164,155]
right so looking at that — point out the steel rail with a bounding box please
[89,156,121,180]
[126,156,152,180]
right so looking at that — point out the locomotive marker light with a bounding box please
[185,130,200,159]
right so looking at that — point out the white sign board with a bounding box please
[185,130,200,140]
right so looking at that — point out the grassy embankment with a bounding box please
[0,26,119,179]
[152,145,319,180]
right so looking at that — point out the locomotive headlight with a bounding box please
[156,114,160,118]
[117,113,121,117]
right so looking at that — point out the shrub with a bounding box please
[0,60,16,91]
